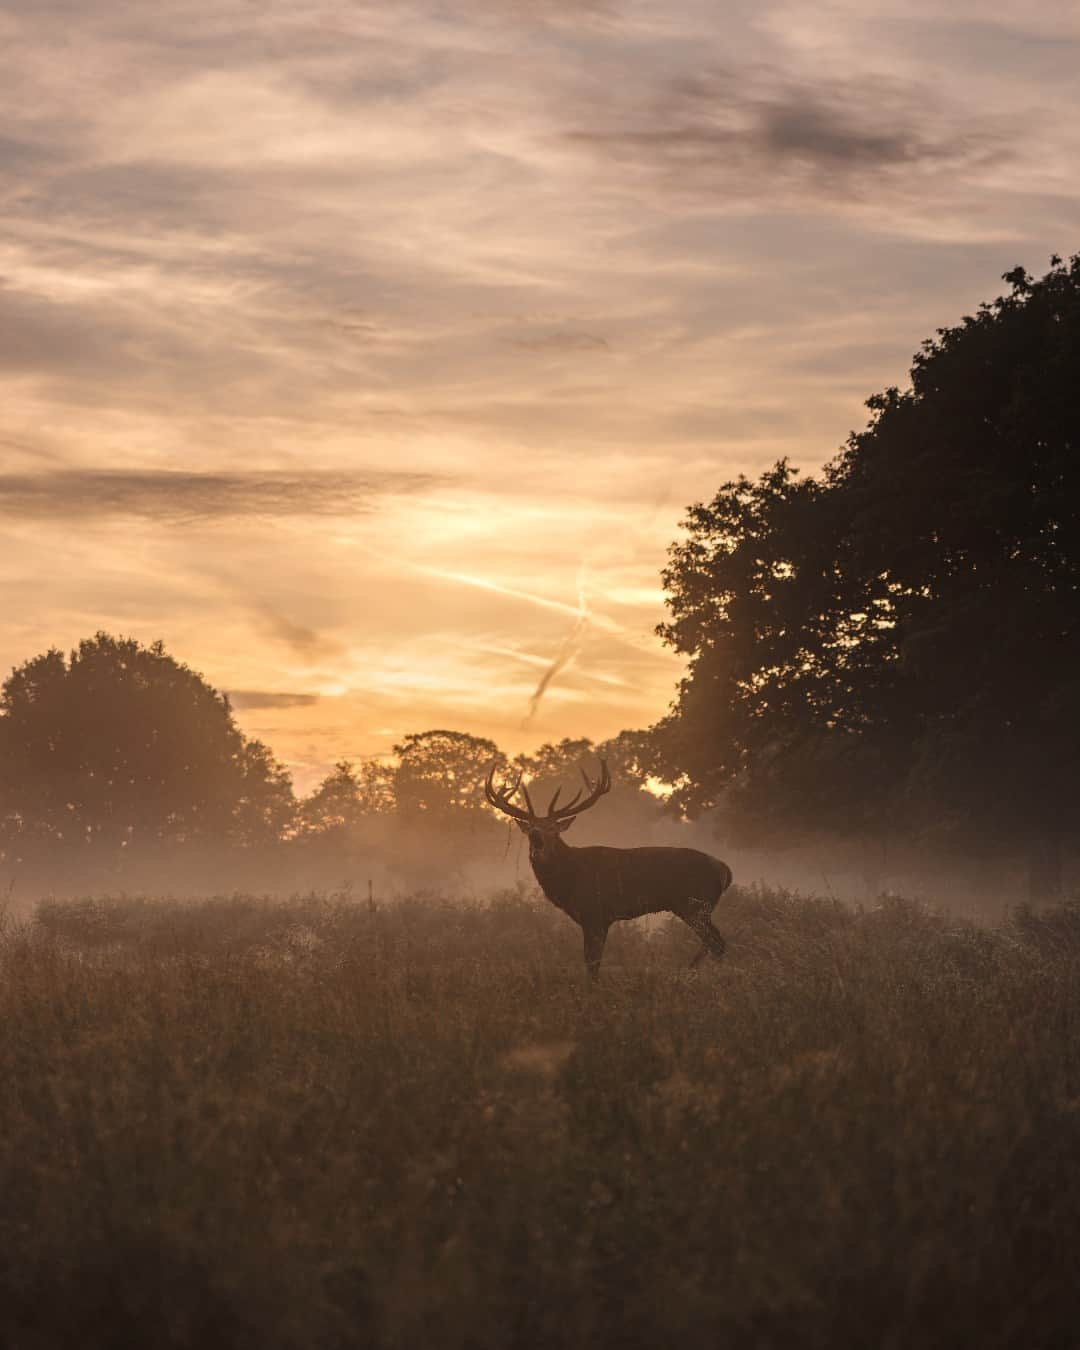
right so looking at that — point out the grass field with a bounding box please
[3,885,1080,1349]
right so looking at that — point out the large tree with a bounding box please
[657,255,1080,892]
[0,633,294,858]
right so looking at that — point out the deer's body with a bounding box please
[486,759,733,979]
[531,840,731,926]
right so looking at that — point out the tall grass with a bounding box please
[3,886,1080,1348]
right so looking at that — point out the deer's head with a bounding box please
[484,759,611,864]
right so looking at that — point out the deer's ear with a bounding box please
[515,820,531,834]
[556,817,575,832]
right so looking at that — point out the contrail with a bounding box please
[417,564,653,648]
[524,563,590,726]
[465,641,632,689]
[418,567,590,622]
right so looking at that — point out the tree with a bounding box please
[298,759,395,838]
[233,738,297,845]
[514,737,597,782]
[515,733,660,793]
[513,733,666,844]
[392,730,506,826]
[0,632,294,858]
[595,728,663,792]
[657,255,1080,894]
[656,461,879,834]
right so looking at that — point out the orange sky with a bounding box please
[2,0,1079,791]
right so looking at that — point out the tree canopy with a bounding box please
[0,633,294,858]
[656,255,1080,889]
[297,760,395,838]
[392,730,506,826]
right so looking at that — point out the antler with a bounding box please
[547,759,611,821]
[484,763,534,822]
[486,757,611,824]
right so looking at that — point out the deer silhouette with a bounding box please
[485,758,732,979]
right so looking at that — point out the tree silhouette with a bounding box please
[393,730,506,826]
[299,759,395,838]
[514,732,664,842]
[514,737,596,782]
[232,738,296,846]
[0,633,294,859]
[658,255,1080,895]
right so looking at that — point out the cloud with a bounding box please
[759,95,939,167]
[226,690,321,710]
[566,72,1012,202]
[0,469,444,521]
[251,609,349,665]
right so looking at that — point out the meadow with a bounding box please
[3,885,1080,1349]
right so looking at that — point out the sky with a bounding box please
[1,0,1078,791]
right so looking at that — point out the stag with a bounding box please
[485,758,732,979]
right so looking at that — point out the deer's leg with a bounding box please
[680,904,727,968]
[582,923,608,981]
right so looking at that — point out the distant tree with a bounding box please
[0,633,294,858]
[298,759,395,838]
[596,728,666,793]
[511,738,599,823]
[657,255,1080,895]
[515,734,660,790]
[514,737,596,781]
[514,733,665,840]
[393,730,506,827]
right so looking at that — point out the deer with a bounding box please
[485,758,732,980]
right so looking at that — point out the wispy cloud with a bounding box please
[566,72,1013,205]
[0,470,443,521]
[227,690,321,710]
[250,609,349,665]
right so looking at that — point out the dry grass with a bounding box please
[3,886,1080,1348]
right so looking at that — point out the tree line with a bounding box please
[2,255,1078,896]
[0,632,658,875]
